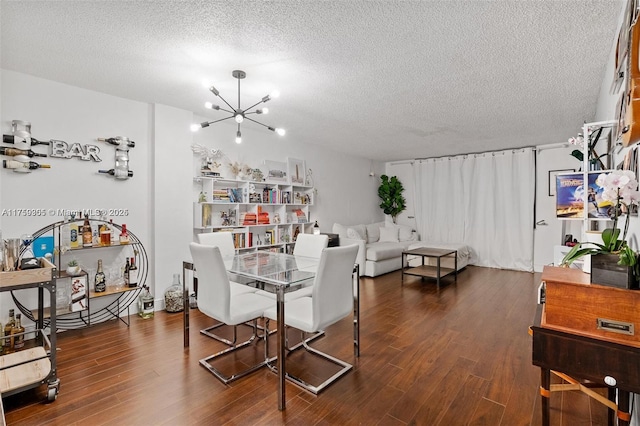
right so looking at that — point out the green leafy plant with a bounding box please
[378,175,406,224]
[67,259,78,267]
[561,170,640,275]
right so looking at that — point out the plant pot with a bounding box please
[66,265,82,276]
[590,253,638,289]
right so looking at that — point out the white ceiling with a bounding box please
[0,1,624,161]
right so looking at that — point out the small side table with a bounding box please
[321,233,340,247]
[402,247,457,290]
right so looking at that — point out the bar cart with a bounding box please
[0,258,59,401]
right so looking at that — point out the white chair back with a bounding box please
[189,242,231,323]
[311,244,358,331]
[197,232,236,257]
[293,234,329,258]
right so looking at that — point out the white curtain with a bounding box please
[414,148,535,271]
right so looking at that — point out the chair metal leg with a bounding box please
[283,334,353,394]
[199,319,266,384]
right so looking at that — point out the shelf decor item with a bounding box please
[66,259,82,276]
[164,273,184,313]
[190,70,286,144]
[561,170,640,288]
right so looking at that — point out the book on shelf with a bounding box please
[241,212,257,225]
[257,212,270,224]
[293,209,307,223]
[227,188,242,203]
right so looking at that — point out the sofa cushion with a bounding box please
[347,225,366,241]
[332,223,349,239]
[365,222,384,243]
[366,242,404,261]
[393,224,416,241]
[379,226,399,243]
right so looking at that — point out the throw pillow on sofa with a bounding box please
[365,222,384,243]
[347,227,366,241]
[379,226,399,243]
[392,224,416,242]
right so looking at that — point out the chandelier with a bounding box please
[190,70,285,144]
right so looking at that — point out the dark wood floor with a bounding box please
[3,266,612,425]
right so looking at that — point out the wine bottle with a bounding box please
[138,285,154,319]
[3,134,51,146]
[95,259,106,292]
[128,257,138,288]
[124,257,130,287]
[0,147,47,158]
[98,137,135,148]
[119,224,130,244]
[98,169,134,178]
[3,160,51,170]
[82,217,93,247]
[70,221,79,248]
[3,309,15,353]
[10,313,25,351]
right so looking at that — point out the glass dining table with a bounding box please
[182,250,360,411]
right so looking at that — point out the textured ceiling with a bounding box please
[0,1,624,161]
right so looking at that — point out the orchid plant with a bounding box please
[562,170,640,271]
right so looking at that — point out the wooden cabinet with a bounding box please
[194,177,315,251]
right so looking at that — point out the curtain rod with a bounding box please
[414,146,536,161]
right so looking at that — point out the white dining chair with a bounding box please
[189,242,275,384]
[196,232,259,343]
[263,244,358,394]
[255,233,328,302]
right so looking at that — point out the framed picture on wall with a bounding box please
[264,160,287,182]
[287,158,306,185]
[548,169,575,197]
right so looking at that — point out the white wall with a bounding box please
[1,70,152,324]
[0,69,382,323]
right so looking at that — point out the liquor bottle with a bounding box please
[99,223,111,246]
[98,137,135,148]
[3,134,51,146]
[98,169,134,178]
[2,160,51,170]
[119,224,130,244]
[123,258,130,287]
[128,257,138,288]
[3,309,15,353]
[95,259,106,292]
[70,221,79,248]
[0,147,47,158]
[82,217,93,247]
[10,313,25,351]
[109,219,117,245]
[138,285,154,319]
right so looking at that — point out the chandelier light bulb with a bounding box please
[275,128,286,136]
[261,108,269,114]
[234,113,244,124]
[204,101,213,109]
[190,123,201,132]
[235,131,242,144]
[270,90,280,99]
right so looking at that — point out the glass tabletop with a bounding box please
[227,251,318,287]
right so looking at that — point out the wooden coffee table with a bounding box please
[402,247,457,289]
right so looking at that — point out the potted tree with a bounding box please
[378,175,406,224]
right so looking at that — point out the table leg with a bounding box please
[353,264,360,357]
[401,253,405,284]
[618,390,631,426]
[454,250,458,281]
[277,285,286,410]
[436,257,441,290]
[540,368,550,426]
[608,387,616,426]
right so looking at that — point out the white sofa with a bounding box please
[333,222,471,277]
